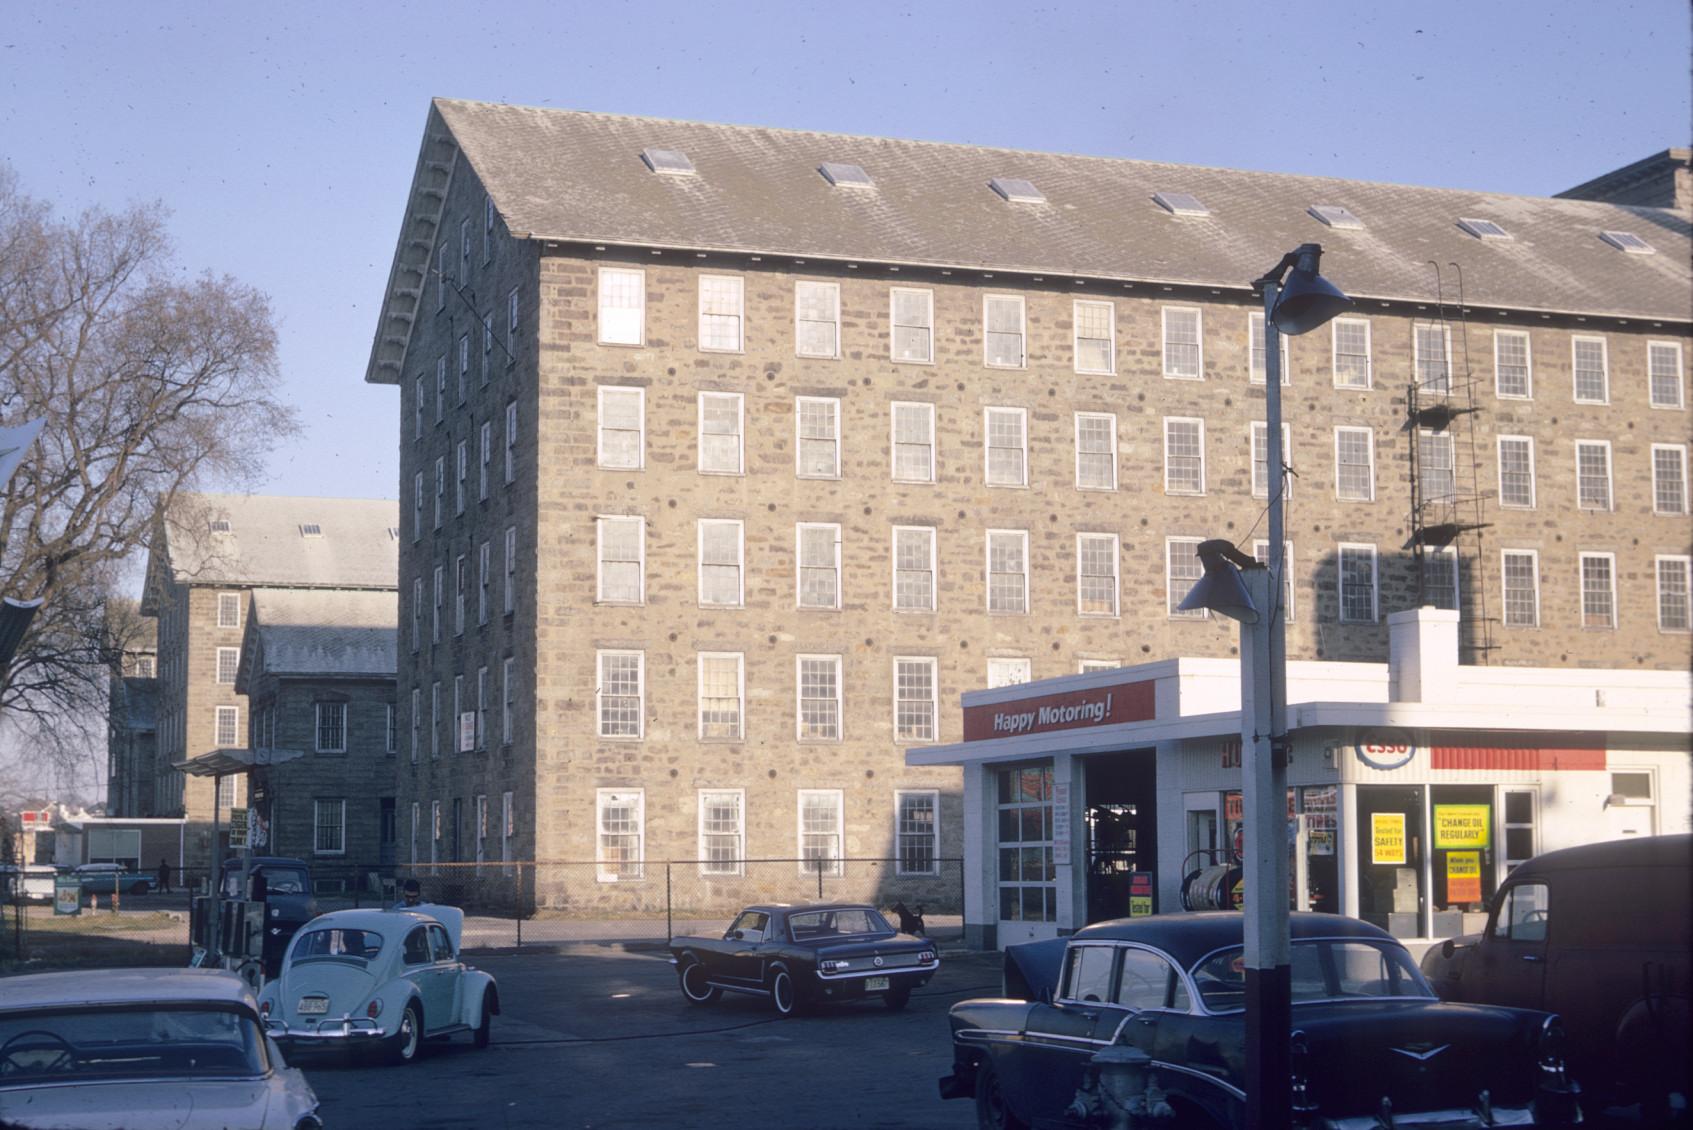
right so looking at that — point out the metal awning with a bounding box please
[173,747,306,777]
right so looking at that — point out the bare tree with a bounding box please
[0,165,298,761]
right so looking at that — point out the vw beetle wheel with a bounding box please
[769,968,800,1018]
[473,1004,492,1049]
[679,960,721,1005]
[974,1059,1029,1130]
[388,1002,423,1065]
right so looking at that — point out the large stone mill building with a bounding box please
[364,101,1690,902]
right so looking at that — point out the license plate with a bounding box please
[865,976,890,991]
[297,997,329,1015]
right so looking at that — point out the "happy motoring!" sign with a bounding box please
[962,680,1155,742]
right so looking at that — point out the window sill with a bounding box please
[891,357,936,367]
[1163,372,1204,382]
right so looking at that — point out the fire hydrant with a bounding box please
[1064,1044,1175,1128]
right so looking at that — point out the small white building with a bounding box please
[906,609,1691,950]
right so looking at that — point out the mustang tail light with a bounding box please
[366,1000,382,1019]
[820,960,851,973]
[917,951,936,966]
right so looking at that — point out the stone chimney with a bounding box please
[1387,607,1461,704]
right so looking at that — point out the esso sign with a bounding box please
[1356,742,1416,770]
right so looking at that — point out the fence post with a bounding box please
[514,864,522,949]
[817,861,824,900]
[665,864,673,942]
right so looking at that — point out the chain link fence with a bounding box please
[1,858,964,965]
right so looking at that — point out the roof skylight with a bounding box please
[818,162,874,189]
[640,148,696,176]
[299,523,323,538]
[990,177,1046,204]
[1599,230,1655,254]
[1153,191,1209,217]
[1458,217,1511,240]
[1308,204,1364,230]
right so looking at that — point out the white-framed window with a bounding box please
[459,217,471,283]
[457,334,470,403]
[1497,436,1537,509]
[1078,532,1120,617]
[215,706,239,747]
[1655,555,1691,631]
[891,287,934,363]
[501,791,514,870]
[1248,312,1289,385]
[454,554,466,636]
[987,657,1033,687]
[455,439,467,515]
[504,401,517,484]
[596,789,644,881]
[895,790,940,876]
[477,541,490,626]
[414,375,426,440]
[796,654,842,740]
[479,421,492,501]
[481,314,493,385]
[483,194,495,263]
[503,526,517,614]
[1074,412,1117,491]
[697,652,744,740]
[453,675,463,751]
[1078,659,1119,673]
[795,280,840,358]
[1251,422,1292,499]
[1420,545,1460,612]
[313,799,346,855]
[1338,544,1379,623]
[986,529,1030,614]
[411,577,422,653]
[430,682,440,758]
[1162,306,1202,379]
[1252,540,1297,622]
[796,523,842,610]
[891,402,936,483]
[798,790,844,876]
[430,799,441,869]
[1073,300,1115,374]
[597,386,645,470]
[215,646,240,685]
[412,471,424,542]
[1648,341,1685,409]
[698,519,744,607]
[894,656,938,742]
[383,705,395,755]
[474,794,488,868]
[596,650,644,740]
[501,657,514,745]
[596,516,645,604]
[1572,336,1609,404]
[431,565,443,643]
[984,406,1028,487]
[1510,555,1550,626]
[315,702,347,753]
[983,294,1026,368]
[506,288,519,365]
[1652,444,1688,514]
[217,592,241,629]
[1415,321,1452,393]
[435,356,446,423]
[697,392,744,475]
[1419,429,1457,504]
[1332,317,1372,389]
[698,275,744,352]
[1165,536,1205,619]
[892,525,937,612]
[433,457,445,528]
[1575,440,1613,511]
[1579,552,1617,629]
[1495,330,1532,399]
[1164,417,1205,495]
[1334,426,1375,501]
[795,396,841,479]
[699,790,745,875]
[598,267,645,346]
[410,691,419,761]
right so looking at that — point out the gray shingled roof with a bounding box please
[437,98,1689,323]
[245,588,397,679]
[158,493,399,590]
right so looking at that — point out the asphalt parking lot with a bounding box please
[298,942,998,1129]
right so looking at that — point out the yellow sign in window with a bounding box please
[1371,813,1407,865]
[1447,851,1482,903]
[1433,804,1490,850]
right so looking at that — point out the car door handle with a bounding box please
[1519,954,1543,963]
[1078,1011,1098,1022]
[1135,1016,1156,1026]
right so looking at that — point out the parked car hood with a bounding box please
[1288,999,1544,1114]
[0,1076,284,1129]
[277,959,379,1023]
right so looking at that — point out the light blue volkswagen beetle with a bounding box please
[256,905,499,1064]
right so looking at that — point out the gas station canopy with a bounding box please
[173,747,306,777]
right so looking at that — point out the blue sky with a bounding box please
[3,1,1688,504]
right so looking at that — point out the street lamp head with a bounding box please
[1177,538,1262,624]
[1270,243,1351,335]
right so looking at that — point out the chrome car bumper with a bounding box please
[265,1016,385,1043]
[816,958,940,982]
[1315,1107,1537,1129]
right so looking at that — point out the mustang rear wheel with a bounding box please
[883,985,912,1011]
[388,1002,423,1065]
[769,968,800,1018]
[679,960,721,1005]
[974,1059,1029,1130]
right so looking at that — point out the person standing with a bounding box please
[158,858,172,894]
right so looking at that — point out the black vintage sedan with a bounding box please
[669,902,939,1017]
[940,912,1580,1129]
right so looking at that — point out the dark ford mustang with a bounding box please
[669,903,939,1017]
[941,912,1580,1129]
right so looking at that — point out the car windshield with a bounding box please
[0,1006,267,1085]
[293,926,383,962]
[221,866,309,897]
[786,908,891,940]
[1190,939,1434,1013]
